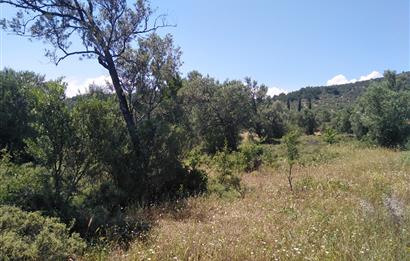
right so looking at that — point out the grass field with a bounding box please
[88,138,410,260]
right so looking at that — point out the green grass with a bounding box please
[85,138,410,260]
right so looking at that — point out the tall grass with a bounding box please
[90,139,410,260]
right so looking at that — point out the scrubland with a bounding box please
[90,138,410,260]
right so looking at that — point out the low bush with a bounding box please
[210,145,243,197]
[260,145,280,168]
[323,128,338,144]
[238,142,263,172]
[207,178,242,199]
[0,151,50,212]
[0,205,85,261]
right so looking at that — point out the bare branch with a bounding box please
[56,50,98,65]
[0,0,82,22]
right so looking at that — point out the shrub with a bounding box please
[0,151,50,212]
[238,142,263,172]
[351,79,410,147]
[207,179,242,199]
[323,128,337,144]
[0,205,85,261]
[210,144,242,196]
[260,145,280,168]
[297,109,317,135]
[183,147,206,171]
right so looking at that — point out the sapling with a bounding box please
[283,131,300,191]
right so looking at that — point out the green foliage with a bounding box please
[350,109,368,139]
[181,73,253,153]
[297,109,317,135]
[323,128,337,144]
[256,101,287,141]
[276,72,410,110]
[283,131,300,191]
[283,131,300,165]
[183,147,205,171]
[0,69,44,161]
[351,75,410,147]
[0,150,50,211]
[315,109,332,129]
[238,142,264,172]
[260,145,280,168]
[245,78,287,141]
[0,70,209,242]
[0,205,85,261]
[23,81,107,221]
[210,144,243,197]
[331,108,352,133]
[180,72,290,153]
[298,145,339,166]
[2,62,410,258]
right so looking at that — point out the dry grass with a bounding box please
[99,140,410,260]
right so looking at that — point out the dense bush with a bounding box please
[0,151,50,212]
[298,109,317,135]
[0,205,85,261]
[331,108,353,134]
[256,101,287,142]
[209,145,243,197]
[351,74,410,147]
[0,71,209,242]
[238,142,264,172]
[0,69,42,161]
[180,73,254,153]
[323,128,338,144]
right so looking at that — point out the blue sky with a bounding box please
[0,0,409,96]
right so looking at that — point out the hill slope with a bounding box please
[275,71,410,110]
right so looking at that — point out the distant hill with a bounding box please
[275,71,410,110]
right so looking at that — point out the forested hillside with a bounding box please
[276,71,410,110]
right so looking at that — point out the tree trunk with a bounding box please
[288,164,293,192]
[104,53,140,152]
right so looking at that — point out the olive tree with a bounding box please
[245,77,268,138]
[352,81,410,147]
[181,73,253,153]
[0,0,178,154]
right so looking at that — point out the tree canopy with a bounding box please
[0,0,178,152]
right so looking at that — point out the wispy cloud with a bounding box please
[326,71,383,86]
[65,75,112,97]
[267,87,288,97]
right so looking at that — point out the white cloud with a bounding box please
[267,87,288,97]
[326,74,356,86]
[326,71,383,86]
[65,75,112,97]
[359,71,383,81]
